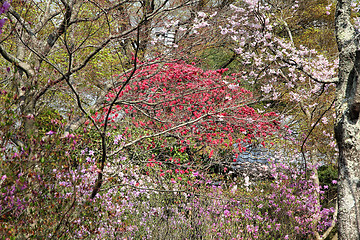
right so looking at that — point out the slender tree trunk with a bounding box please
[137,0,154,60]
[334,1,360,239]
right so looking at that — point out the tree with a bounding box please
[183,2,340,239]
[334,0,360,239]
[0,0,348,239]
[0,0,282,237]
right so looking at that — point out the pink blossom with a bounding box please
[197,12,206,18]
[0,1,10,14]
[261,84,272,94]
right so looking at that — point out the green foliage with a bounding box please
[318,164,338,208]
[199,47,237,71]
[35,108,65,135]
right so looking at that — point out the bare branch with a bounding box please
[281,57,339,84]
[42,0,73,57]
[0,45,34,77]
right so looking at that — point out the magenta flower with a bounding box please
[0,1,10,14]
[0,18,6,33]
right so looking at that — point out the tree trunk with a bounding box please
[334,1,360,239]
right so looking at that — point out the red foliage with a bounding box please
[101,60,279,156]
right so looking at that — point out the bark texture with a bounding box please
[335,1,360,239]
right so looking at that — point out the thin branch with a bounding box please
[300,98,335,176]
[315,198,338,240]
[42,0,73,58]
[50,193,77,239]
[8,8,36,37]
[267,46,338,84]
[90,19,142,199]
[282,57,339,84]
[101,183,187,193]
[108,103,247,157]
[0,45,34,77]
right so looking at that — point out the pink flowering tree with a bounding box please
[173,1,340,238]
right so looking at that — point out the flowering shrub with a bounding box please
[0,0,343,239]
[1,142,336,239]
[0,1,10,34]
[0,58,336,239]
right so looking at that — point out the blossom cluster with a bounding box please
[0,1,10,34]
